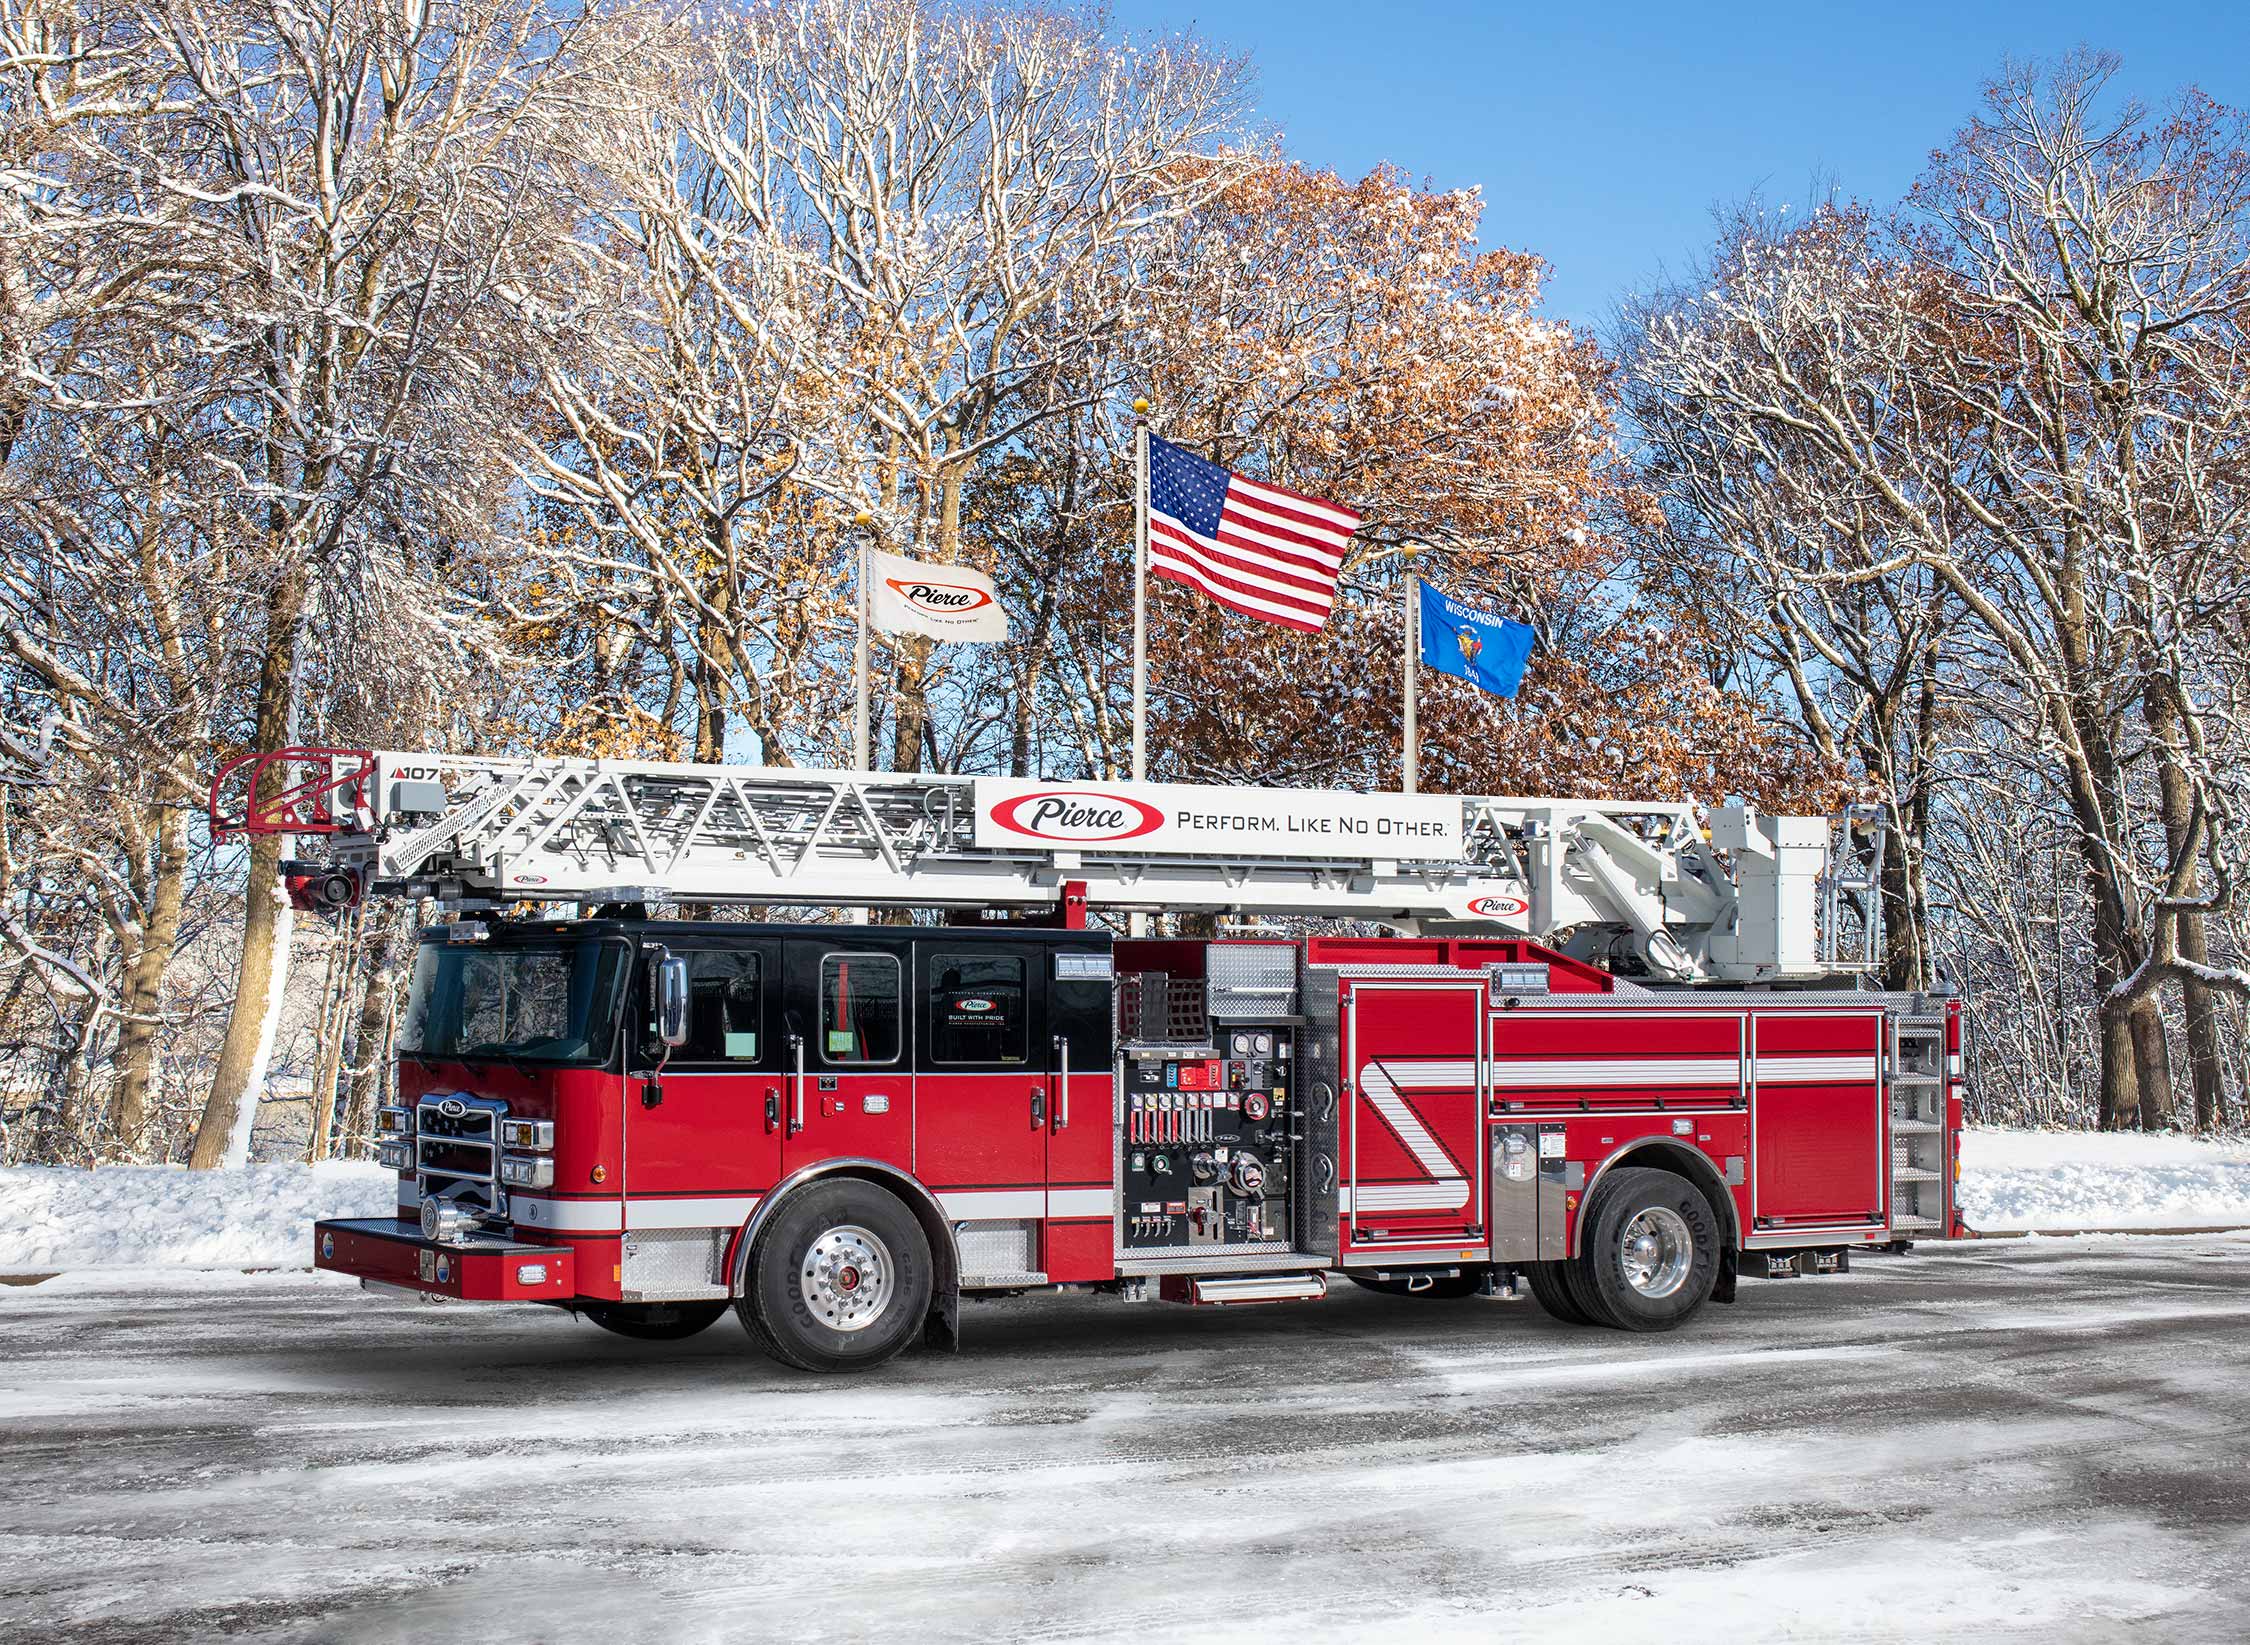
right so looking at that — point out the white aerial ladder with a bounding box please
[211,747,1887,985]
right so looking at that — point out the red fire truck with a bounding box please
[216,749,1963,1373]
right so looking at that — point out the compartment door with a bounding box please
[1341,981,1488,1252]
[1749,1009,1887,1231]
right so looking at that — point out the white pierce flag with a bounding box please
[869,548,1008,642]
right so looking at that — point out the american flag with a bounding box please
[1146,434,1360,632]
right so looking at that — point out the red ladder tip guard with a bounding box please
[208,747,376,839]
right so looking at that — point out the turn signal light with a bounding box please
[375,1105,414,1136]
[500,1119,554,1151]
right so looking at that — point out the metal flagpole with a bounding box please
[1402,549,1419,794]
[1130,400,1150,784]
[852,511,872,772]
[851,511,873,926]
[1129,402,1151,938]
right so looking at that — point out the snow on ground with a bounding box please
[0,1162,393,1272]
[4,1237,2249,1642]
[3,1127,2247,1276]
[1958,1126,2250,1231]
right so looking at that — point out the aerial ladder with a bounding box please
[210,747,1887,986]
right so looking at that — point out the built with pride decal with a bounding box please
[971,778,1463,859]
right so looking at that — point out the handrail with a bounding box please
[208,747,376,838]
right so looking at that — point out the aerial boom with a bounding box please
[210,747,1884,985]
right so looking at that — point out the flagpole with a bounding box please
[1402,548,1419,795]
[1130,400,1150,784]
[851,511,872,772]
[851,511,873,926]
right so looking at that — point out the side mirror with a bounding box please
[656,954,690,1049]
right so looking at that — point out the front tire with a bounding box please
[581,1300,729,1341]
[739,1180,933,1373]
[1573,1166,1721,1332]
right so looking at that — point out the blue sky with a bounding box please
[1131,1,2250,331]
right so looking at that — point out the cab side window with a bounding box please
[928,952,1027,1065]
[675,949,763,1062]
[819,953,901,1065]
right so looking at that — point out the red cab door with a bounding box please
[912,941,1050,1227]
[1342,980,1488,1255]
[623,938,783,1228]
[781,940,915,1179]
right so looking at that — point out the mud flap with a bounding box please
[1711,1246,1739,1304]
[922,1286,961,1353]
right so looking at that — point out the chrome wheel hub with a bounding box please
[802,1224,894,1332]
[1618,1206,1693,1299]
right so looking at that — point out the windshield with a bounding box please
[400,939,629,1065]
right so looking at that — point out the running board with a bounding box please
[1158,1272,1330,1306]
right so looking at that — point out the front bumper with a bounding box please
[314,1218,575,1302]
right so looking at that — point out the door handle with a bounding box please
[1030,1088,1046,1128]
[788,1034,805,1135]
[1052,1035,1070,1131]
[764,1088,781,1132]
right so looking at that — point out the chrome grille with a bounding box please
[416,1094,508,1225]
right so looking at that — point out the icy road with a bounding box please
[5,1238,2250,1644]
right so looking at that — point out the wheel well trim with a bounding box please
[727,1159,962,1320]
[1570,1139,1741,1258]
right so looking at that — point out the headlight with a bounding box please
[375,1105,415,1136]
[375,1139,413,1171]
[500,1156,555,1190]
[500,1119,554,1151]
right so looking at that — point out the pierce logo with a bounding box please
[990,789,1165,843]
[887,577,994,614]
[1464,894,1531,919]
[955,998,996,1013]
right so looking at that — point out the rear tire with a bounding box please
[581,1300,729,1341]
[1526,1261,1594,1325]
[739,1180,933,1373]
[1573,1166,1721,1332]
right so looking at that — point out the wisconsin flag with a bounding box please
[869,548,1008,642]
[1418,582,1534,697]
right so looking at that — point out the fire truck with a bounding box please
[214,749,1965,1373]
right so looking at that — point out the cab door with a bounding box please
[623,938,783,1224]
[781,940,914,1177]
[912,942,1048,1223]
